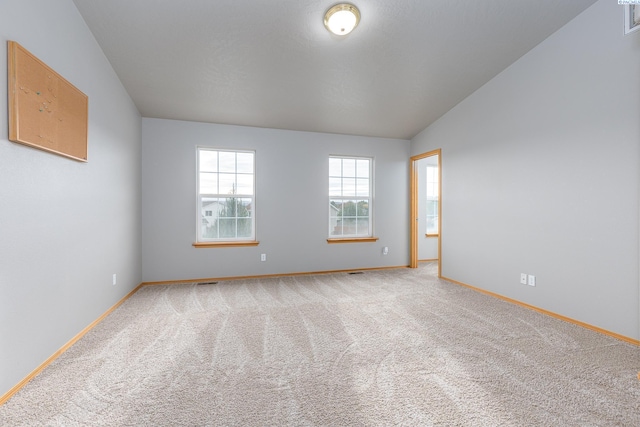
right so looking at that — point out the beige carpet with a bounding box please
[1,263,638,426]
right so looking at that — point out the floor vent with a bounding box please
[197,281,218,285]
[348,272,364,275]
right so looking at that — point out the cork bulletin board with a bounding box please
[8,41,88,162]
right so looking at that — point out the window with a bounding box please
[196,148,255,243]
[329,156,373,239]
[426,164,439,236]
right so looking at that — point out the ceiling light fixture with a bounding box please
[324,3,360,36]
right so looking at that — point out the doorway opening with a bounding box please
[410,149,441,277]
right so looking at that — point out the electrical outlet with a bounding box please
[112,274,117,286]
[260,254,266,262]
[520,273,527,285]
[383,247,389,255]
[528,275,536,286]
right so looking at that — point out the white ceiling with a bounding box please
[72,0,597,140]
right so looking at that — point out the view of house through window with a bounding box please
[329,156,372,238]
[197,148,255,241]
[426,164,439,236]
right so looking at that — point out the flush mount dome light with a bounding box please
[324,3,360,36]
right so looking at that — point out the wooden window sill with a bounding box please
[425,234,439,238]
[193,241,259,248]
[327,237,379,244]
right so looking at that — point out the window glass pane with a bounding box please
[356,218,369,235]
[330,199,344,236]
[237,152,253,174]
[330,221,342,236]
[426,166,439,198]
[199,172,217,194]
[426,200,437,216]
[356,200,369,216]
[426,216,439,235]
[329,177,342,196]
[426,164,439,235]
[218,219,236,238]
[342,158,356,177]
[219,197,236,218]
[341,200,357,217]
[236,174,254,195]
[342,217,357,235]
[219,151,236,173]
[427,183,438,198]
[219,173,236,194]
[356,178,369,197]
[200,150,218,172]
[356,159,369,178]
[202,220,218,239]
[237,218,252,238]
[201,197,218,214]
[237,198,252,218]
[330,201,340,217]
[343,178,356,196]
[329,157,342,177]
[200,197,219,239]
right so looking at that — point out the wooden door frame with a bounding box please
[410,149,441,277]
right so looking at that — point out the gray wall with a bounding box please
[412,0,640,340]
[142,118,410,282]
[0,0,142,397]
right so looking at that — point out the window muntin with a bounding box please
[329,156,372,238]
[197,148,255,242]
[426,164,439,236]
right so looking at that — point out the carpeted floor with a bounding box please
[1,263,638,426]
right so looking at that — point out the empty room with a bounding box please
[1,0,638,425]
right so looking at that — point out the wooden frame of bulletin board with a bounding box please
[8,41,88,162]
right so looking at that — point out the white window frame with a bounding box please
[328,155,375,241]
[195,147,256,245]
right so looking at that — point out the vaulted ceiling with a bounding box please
[72,0,597,139]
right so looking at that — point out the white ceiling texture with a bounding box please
[72,0,597,140]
